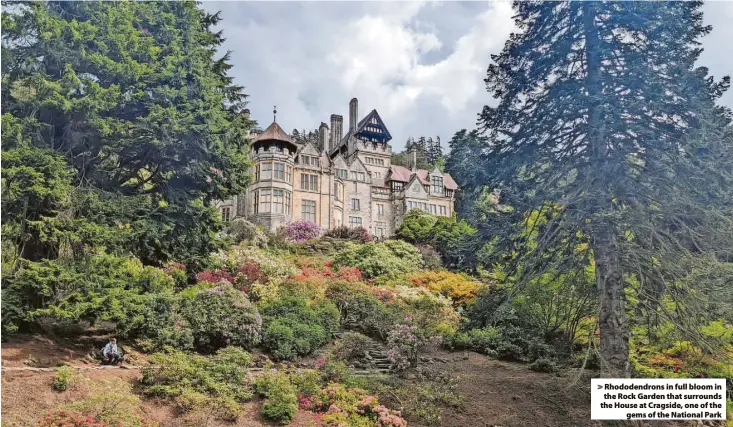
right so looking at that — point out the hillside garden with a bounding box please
[2,1,733,427]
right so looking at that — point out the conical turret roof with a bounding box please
[252,121,294,144]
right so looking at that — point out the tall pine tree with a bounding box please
[2,1,253,269]
[477,1,732,376]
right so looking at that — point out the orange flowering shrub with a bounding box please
[407,271,482,305]
[289,265,363,284]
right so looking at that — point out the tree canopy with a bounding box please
[1,1,253,270]
[471,1,733,376]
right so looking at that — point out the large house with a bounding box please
[216,98,458,238]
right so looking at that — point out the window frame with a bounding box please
[261,162,273,180]
[302,200,316,222]
[348,216,362,228]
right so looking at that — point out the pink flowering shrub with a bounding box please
[164,262,186,273]
[311,383,407,427]
[283,220,322,242]
[386,321,427,372]
[325,226,373,243]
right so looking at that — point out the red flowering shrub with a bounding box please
[38,411,111,427]
[283,220,322,242]
[196,269,235,285]
[335,266,363,282]
[236,260,266,289]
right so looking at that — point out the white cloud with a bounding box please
[204,1,732,152]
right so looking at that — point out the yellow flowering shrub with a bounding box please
[407,271,482,305]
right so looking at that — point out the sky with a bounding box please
[203,1,733,153]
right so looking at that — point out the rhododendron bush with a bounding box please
[283,220,322,242]
[176,284,262,352]
[212,245,299,278]
[332,240,422,279]
[303,383,407,427]
[386,322,425,372]
[324,225,373,243]
[407,271,482,305]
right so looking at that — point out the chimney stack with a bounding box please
[318,122,329,152]
[349,98,358,133]
[330,114,343,151]
[407,139,417,171]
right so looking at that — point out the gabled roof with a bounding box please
[355,109,392,143]
[252,121,296,144]
[389,165,458,190]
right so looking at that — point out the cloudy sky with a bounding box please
[203,1,733,153]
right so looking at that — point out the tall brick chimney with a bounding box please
[349,98,358,133]
[407,140,417,171]
[318,122,329,151]
[330,114,343,151]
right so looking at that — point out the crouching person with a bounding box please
[102,338,122,365]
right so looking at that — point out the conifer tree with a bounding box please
[476,1,732,376]
[2,1,253,269]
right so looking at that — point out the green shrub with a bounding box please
[141,347,254,420]
[443,325,551,363]
[332,240,423,279]
[333,332,375,362]
[417,245,443,270]
[395,209,438,244]
[64,379,151,427]
[176,284,262,352]
[259,296,339,360]
[291,369,322,397]
[2,254,174,335]
[128,293,195,352]
[325,282,399,339]
[254,370,298,424]
[322,359,351,383]
[54,365,80,391]
[529,357,557,373]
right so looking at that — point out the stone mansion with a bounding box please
[216,98,458,238]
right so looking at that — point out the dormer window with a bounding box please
[431,176,443,194]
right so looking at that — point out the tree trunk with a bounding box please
[595,239,630,378]
[582,1,631,379]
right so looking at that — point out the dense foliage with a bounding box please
[1,0,252,276]
[260,296,340,360]
[142,347,254,420]
[395,210,477,270]
[448,1,733,376]
[332,240,423,279]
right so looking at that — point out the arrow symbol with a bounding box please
[598,385,603,390]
